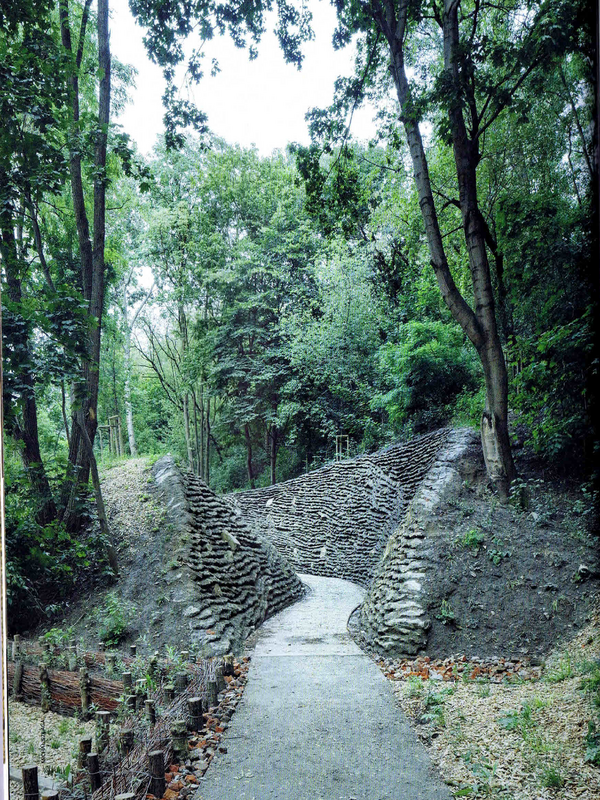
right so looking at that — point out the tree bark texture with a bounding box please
[59,0,111,528]
[442,0,515,495]
[244,422,255,488]
[372,0,515,496]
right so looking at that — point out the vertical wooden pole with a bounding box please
[208,680,218,708]
[78,735,92,769]
[174,672,188,693]
[170,720,187,760]
[216,663,226,693]
[12,662,23,700]
[119,729,134,754]
[87,753,101,792]
[22,765,39,800]
[148,750,165,799]
[223,653,234,676]
[39,664,51,712]
[186,697,204,731]
[145,699,156,725]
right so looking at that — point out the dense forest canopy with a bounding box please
[0,0,596,629]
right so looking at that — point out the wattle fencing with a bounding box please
[8,635,230,800]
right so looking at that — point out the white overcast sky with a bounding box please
[109,0,379,156]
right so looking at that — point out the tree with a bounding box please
[306,0,590,495]
[58,0,113,528]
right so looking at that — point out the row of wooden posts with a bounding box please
[9,635,214,716]
[20,748,166,800]
[97,415,124,457]
[13,636,234,800]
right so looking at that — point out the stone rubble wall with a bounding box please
[358,428,482,655]
[228,428,452,587]
[153,457,304,655]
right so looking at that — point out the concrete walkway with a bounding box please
[198,574,451,800]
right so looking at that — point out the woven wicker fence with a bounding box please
[8,662,124,713]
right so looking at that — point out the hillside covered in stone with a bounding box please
[229,428,453,586]
[230,429,599,660]
[152,456,304,654]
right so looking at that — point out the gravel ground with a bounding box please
[381,609,600,799]
[8,702,95,799]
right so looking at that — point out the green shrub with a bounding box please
[4,458,101,632]
[95,591,135,647]
[371,319,481,433]
[459,529,485,549]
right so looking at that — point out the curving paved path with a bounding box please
[198,574,451,800]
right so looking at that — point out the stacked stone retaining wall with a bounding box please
[229,428,453,586]
[358,428,482,654]
[153,457,304,655]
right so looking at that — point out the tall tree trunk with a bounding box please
[182,393,194,470]
[192,389,200,475]
[1,227,57,526]
[61,381,71,448]
[74,415,118,576]
[270,424,277,485]
[244,422,254,489]
[205,396,210,486]
[122,279,152,458]
[60,0,111,527]
[123,324,137,456]
[199,385,205,480]
[373,0,515,497]
[442,0,515,496]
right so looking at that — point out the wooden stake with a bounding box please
[208,680,218,708]
[78,736,92,769]
[12,662,23,700]
[170,720,187,760]
[148,655,158,678]
[122,671,132,690]
[22,765,39,800]
[187,697,203,731]
[12,634,21,660]
[119,729,134,754]
[148,750,165,799]
[145,699,156,725]
[215,664,226,693]
[39,664,51,712]
[79,668,91,720]
[87,753,101,792]
[174,671,188,693]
